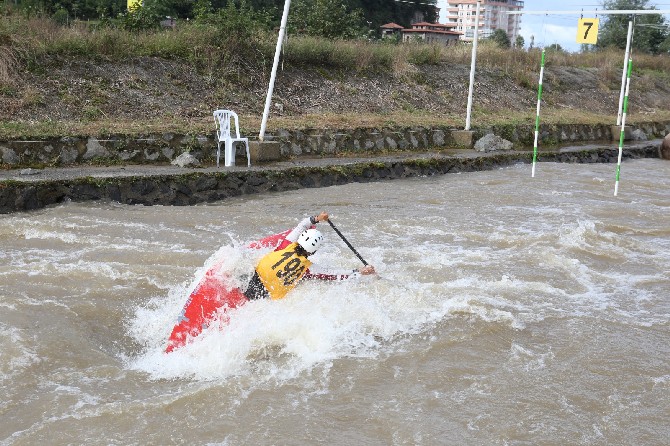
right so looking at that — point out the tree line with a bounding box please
[596,0,670,54]
[10,0,438,38]
[6,0,670,53]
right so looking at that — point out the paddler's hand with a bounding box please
[315,212,329,223]
[358,265,376,275]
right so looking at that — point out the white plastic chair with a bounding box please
[213,109,250,167]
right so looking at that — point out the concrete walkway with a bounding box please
[0,140,661,184]
[0,141,663,214]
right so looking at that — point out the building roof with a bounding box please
[446,0,523,8]
[411,22,458,29]
[402,29,462,36]
[380,22,405,29]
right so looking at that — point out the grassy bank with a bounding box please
[2,13,670,140]
[5,109,670,143]
[5,14,670,78]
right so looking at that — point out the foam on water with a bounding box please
[0,325,41,388]
[509,342,556,372]
[125,174,670,382]
[126,237,537,382]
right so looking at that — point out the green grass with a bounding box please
[3,109,670,141]
[5,14,669,76]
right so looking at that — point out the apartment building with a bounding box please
[443,1,524,42]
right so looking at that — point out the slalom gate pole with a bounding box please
[614,57,633,197]
[617,21,634,126]
[259,0,291,141]
[464,0,481,131]
[532,49,546,178]
[327,220,368,266]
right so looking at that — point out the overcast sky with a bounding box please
[438,1,670,52]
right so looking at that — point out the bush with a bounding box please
[120,4,163,31]
[407,43,442,65]
[194,0,271,40]
[281,36,396,72]
[488,29,511,48]
[290,0,366,40]
[52,8,69,26]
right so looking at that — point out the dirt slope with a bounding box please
[3,56,670,130]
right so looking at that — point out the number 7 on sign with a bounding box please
[577,18,599,44]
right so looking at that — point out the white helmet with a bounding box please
[297,229,324,254]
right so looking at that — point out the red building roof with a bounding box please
[411,22,457,29]
[402,29,461,36]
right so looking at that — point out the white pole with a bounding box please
[465,0,481,131]
[616,20,633,126]
[614,57,633,196]
[532,50,546,178]
[259,0,291,142]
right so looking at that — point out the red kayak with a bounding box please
[165,230,290,353]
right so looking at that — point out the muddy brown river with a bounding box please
[1,159,668,445]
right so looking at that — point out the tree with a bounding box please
[16,0,126,20]
[193,0,271,39]
[290,0,366,39]
[661,35,670,53]
[488,29,510,48]
[597,0,669,54]
[120,1,164,31]
[347,0,438,37]
[237,0,439,37]
[514,34,524,49]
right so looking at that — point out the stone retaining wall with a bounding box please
[0,145,659,214]
[2,122,669,168]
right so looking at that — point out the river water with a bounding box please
[1,159,668,445]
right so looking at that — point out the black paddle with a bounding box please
[327,219,368,266]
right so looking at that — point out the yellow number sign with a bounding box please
[577,18,599,44]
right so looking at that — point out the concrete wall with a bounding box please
[2,121,669,168]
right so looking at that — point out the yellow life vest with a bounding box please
[255,242,312,300]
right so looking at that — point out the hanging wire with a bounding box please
[635,23,670,29]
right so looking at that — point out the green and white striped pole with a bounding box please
[532,49,546,178]
[614,57,633,196]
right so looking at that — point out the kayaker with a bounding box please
[165,211,375,352]
[243,212,376,300]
